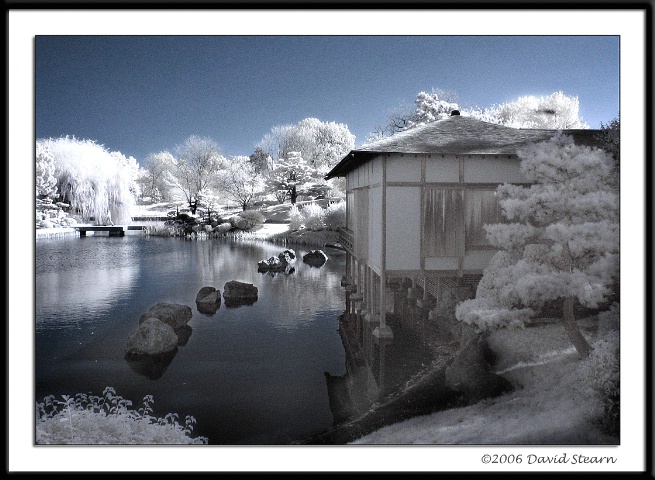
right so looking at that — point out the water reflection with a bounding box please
[125,349,178,380]
[35,235,348,444]
[175,325,193,346]
[36,265,139,331]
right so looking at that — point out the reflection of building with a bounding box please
[326,114,604,339]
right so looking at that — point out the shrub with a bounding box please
[288,202,345,232]
[580,306,620,436]
[323,201,346,230]
[300,203,326,230]
[230,210,265,230]
[289,205,304,231]
[35,387,208,445]
[144,223,184,237]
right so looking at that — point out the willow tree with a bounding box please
[456,133,619,358]
[37,136,139,224]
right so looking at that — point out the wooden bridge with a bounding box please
[75,225,146,237]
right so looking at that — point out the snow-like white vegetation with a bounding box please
[35,387,208,445]
[288,200,345,231]
[37,136,139,225]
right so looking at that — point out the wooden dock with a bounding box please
[75,225,145,237]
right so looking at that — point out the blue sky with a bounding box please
[35,35,619,164]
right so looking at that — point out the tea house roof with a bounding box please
[325,115,605,179]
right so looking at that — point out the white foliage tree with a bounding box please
[455,133,619,358]
[265,152,327,205]
[249,147,274,176]
[408,90,460,127]
[138,151,175,203]
[168,135,225,214]
[370,88,459,139]
[215,155,266,211]
[466,91,589,129]
[36,140,58,198]
[256,117,355,175]
[38,136,139,224]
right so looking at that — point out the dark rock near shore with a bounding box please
[444,326,513,405]
[296,364,460,445]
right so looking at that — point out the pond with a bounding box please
[35,233,349,445]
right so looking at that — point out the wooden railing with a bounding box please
[339,228,354,254]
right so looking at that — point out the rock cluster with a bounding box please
[257,249,296,274]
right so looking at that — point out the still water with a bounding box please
[35,233,348,445]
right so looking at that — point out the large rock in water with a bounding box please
[196,286,220,304]
[444,326,513,404]
[303,249,328,268]
[125,318,179,356]
[223,280,258,308]
[195,286,221,315]
[139,303,193,329]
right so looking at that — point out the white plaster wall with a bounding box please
[424,257,458,271]
[386,155,422,183]
[425,156,459,183]
[371,156,383,185]
[463,249,497,271]
[464,157,527,184]
[385,186,421,270]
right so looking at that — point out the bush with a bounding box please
[580,307,620,436]
[289,205,304,231]
[35,387,208,445]
[231,209,265,230]
[300,203,326,230]
[323,201,346,230]
[288,201,345,232]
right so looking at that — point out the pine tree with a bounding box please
[456,133,619,358]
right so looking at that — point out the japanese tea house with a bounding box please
[325,112,605,340]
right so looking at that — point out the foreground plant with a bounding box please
[35,387,208,445]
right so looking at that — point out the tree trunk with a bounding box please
[562,296,592,358]
[290,185,297,205]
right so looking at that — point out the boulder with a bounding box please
[139,303,193,329]
[303,249,328,268]
[223,280,258,308]
[258,249,296,273]
[444,327,513,404]
[125,318,179,356]
[195,286,221,314]
[196,286,220,304]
